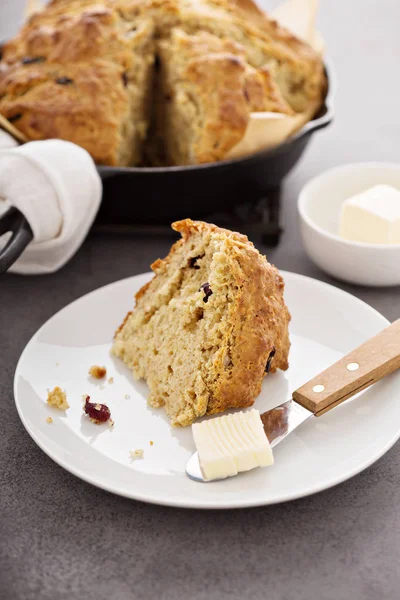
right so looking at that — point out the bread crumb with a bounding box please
[55,362,59,367]
[109,419,115,428]
[108,377,114,384]
[130,449,144,460]
[150,440,154,446]
[89,365,107,379]
[124,394,130,400]
[47,386,69,410]
[46,417,53,424]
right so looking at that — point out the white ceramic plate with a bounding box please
[14,272,400,509]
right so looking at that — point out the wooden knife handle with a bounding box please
[292,319,400,416]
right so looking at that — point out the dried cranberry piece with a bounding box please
[265,347,276,373]
[8,113,22,122]
[189,255,202,269]
[199,282,213,303]
[56,76,73,85]
[22,56,46,65]
[84,395,111,424]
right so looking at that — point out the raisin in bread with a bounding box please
[113,219,291,427]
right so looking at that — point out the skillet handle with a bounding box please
[0,207,33,274]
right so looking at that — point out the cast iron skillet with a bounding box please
[0,60,334,273]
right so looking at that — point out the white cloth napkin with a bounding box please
[0,137,102,274]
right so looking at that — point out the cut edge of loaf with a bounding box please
[155,29,249,165]
[116,19,156,166]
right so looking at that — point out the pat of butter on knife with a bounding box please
[339,184,400,244]
[192,409,273,481]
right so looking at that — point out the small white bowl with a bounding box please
[298,162,400,287]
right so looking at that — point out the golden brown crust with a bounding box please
[172,219,290,415]
[244,65,294,114]
[135,280,153,303]
[0,59,128,165]
[155,28,293,164]
[0,2,154,165]
[207,259,290,414]
[172,217,250,245]
[157,0,326,113]
[114,310,132,338]
[156,29,248,164]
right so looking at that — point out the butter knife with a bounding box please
[186,319,400,482]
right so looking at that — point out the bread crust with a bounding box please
[155,0,326,113]
[172,219,290,415]
[0,2,154,165]
[155,28,293,165]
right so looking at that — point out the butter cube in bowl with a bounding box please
[298,163,400,286]
[339,185,400,244]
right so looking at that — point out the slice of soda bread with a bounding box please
[113,219,291,426]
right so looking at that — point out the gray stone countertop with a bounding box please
[1,1,400,599]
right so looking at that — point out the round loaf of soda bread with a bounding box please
[0,0,326,166]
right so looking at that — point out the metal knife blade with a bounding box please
[186,400,312,482]
[260,399,312,448]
